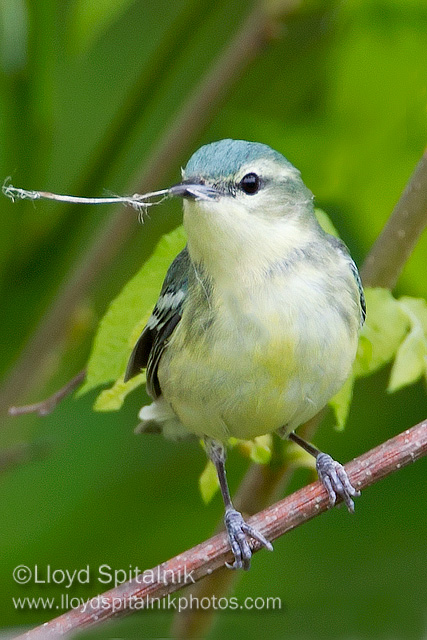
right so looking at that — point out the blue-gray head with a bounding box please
[170,139,314,219]
[169,139,319,275]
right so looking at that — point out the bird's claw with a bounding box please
[316,452,361,513]
[224,508,273,570]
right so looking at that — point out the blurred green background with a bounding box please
[0,0,426,638]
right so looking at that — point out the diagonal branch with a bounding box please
[361,147,427,288]
[14,419,427,640]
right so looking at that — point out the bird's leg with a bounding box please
[286,430,360,513]
[204,437,273,570]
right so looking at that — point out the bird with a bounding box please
[125,139,366,570]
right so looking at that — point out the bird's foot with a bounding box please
[224,508,273,570]
[316,453,360,513]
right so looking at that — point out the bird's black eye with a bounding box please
[240,172,260,195]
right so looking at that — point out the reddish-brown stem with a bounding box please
[8,370,86,417]
[361,147,427,288]
[14,419,427,640]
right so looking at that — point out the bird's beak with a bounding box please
[169,180,219,201]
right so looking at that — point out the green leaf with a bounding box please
[353,288,410,377]
[94,373,146,411]
[398,297,427,334]
[354,335,373,375]
[388,329,427,393]
[387,295,427,393]
[314,208,340,237]
[199,460,219,504]
[388,296,427,392]
[236,435,273,464]
[285,442,316,472]
[329,375,355,431]
[352,291,427,393]
[79,226,186,396]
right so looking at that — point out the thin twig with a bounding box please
[361,147,427,288]
[2,181,170,211]
[8,370,86,417]
[0,1,297,415]
[14,420,427,640]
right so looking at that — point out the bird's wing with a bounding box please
[124,247,190,398]
[327,235,366,326]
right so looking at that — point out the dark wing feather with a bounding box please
[124,247,190,397]
[349,258,366,325]
[326,235,366,326]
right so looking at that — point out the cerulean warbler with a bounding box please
[125,139,366,570]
